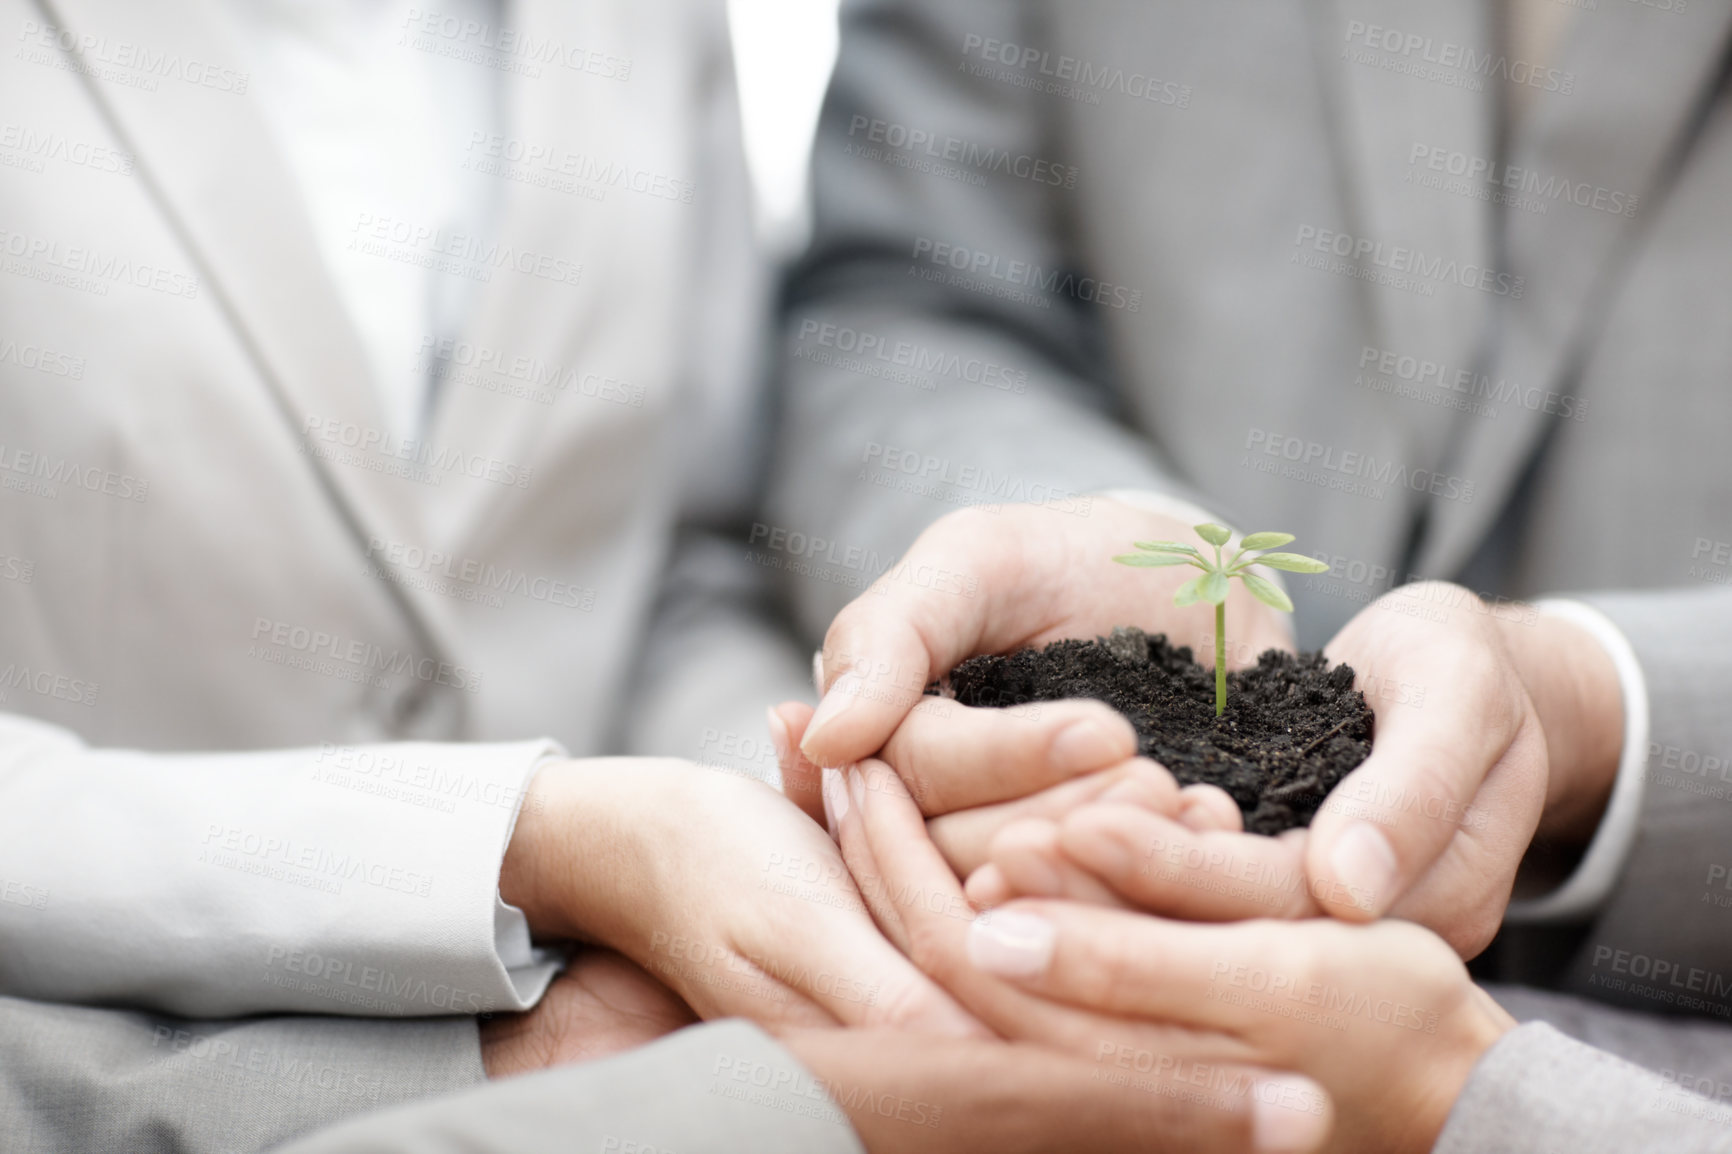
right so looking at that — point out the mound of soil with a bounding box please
[946,627,1373,835]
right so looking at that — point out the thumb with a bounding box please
[769,702,825,828]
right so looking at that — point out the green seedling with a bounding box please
[1114,524,1331,717]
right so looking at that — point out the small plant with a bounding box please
[1114,524,1330,717]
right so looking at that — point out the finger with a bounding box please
[849,760,1260,1066]
[882,694,1138,813]
[830,764,914,955]
[1055,805,1320,920]
[779,1028,1333,1154]
[770,702,825,828]
[962,900,1353,1035]
[756,790,987,1039]
[1386,722,1548,957]
[1309,604,1535,921]
[1179,784,1245,832]
[964,862,1013,907]
[928,758,1178,875]
[987,818,1134,908]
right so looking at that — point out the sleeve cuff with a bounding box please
[1503,599,1651,924]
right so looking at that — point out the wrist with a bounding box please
[1493,611,1623,844]
[500,760,591,940]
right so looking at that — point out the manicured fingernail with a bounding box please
[1049,717,1126,773]
[801,671,863,757]
[821,767,848,837]
[847,766,866,812]
[1251,1074,1331,1153]
[967,910,1055,978]
[811,650,826,697]
[1328,822,1397,914]
[765,707,791,766]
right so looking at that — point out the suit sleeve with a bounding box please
[1548,588,1732,1020]
[1434,1021,1732,1153]
[767,0,1194,639]
[0,712,561,1018]
[0,994,485,1154]
[272,1020,867,1154]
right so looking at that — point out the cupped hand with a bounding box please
[479,949,697,1077]
[799,500,1294,813]
[499,758,984,1038]
[970,583,1611,959]
[838,759,1510,1154]
[829,759,1336,1154]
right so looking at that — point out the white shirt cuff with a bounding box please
[1504,599,1651,924]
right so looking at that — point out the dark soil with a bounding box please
[946,627,1373,835]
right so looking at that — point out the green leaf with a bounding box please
[1172,576,1203,606]
[1133,541,1200,556]
[1239,572,1295,613]
[1113,553,1194,568]
[1239,531,1295,551]
[1194,522,1232,547]
[1199,570,1229,604]
[1253,552,1332,574]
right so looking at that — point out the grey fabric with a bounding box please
[273,1021,867,1154]
[769,2,1732,1145]
[1553,591,1732,1023]
[1435,1021,1732,1153]
[1490,984,1732,1094]
[0,995,483,1154]
[770,0,1732,649]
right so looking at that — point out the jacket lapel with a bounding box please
[1319,0,1496,483]
[40,0,467,672]
[421,0,649,549]
[1416,0,1732,577]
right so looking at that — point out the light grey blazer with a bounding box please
[770,0,1732,1146]
[0,0,816,1146]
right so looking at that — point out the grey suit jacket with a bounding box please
[272,1021,863,1154]
[770,0,1732,1145]
[0,995,482,1154]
